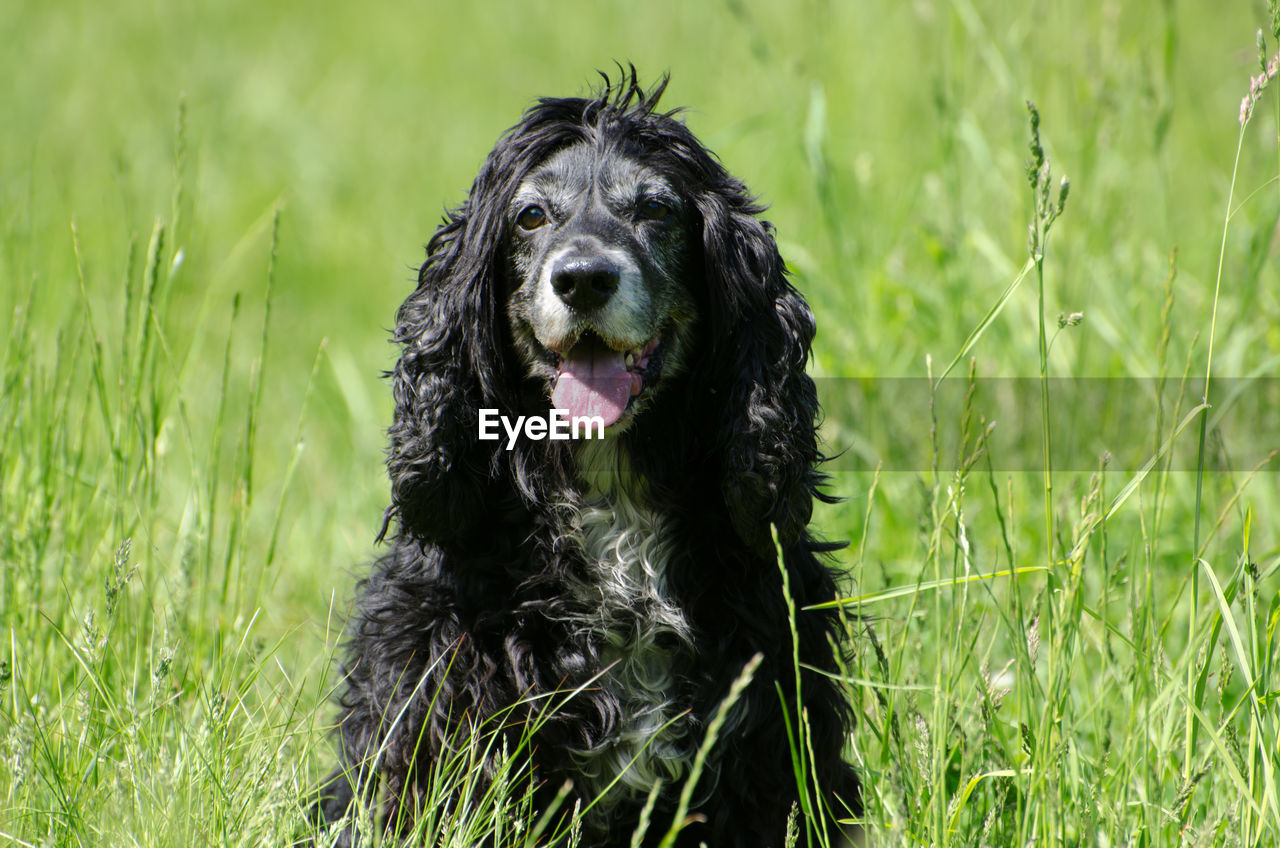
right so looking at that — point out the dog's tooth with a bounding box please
[625,352,635,368]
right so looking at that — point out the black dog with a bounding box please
[318,70,860,847]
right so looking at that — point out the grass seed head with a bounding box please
[1027,616,1040,669]
[1239,49,1279,125]
[913,711,932,782]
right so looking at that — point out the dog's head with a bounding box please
[504,140,698,430]
[387,69,822,547]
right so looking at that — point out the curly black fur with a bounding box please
[316,69,861,847]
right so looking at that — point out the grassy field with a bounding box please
[3,0,1279,845]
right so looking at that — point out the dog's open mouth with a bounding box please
[551,332,661,428]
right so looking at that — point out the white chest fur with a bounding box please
[566,440,696,803]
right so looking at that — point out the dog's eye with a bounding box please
[516,205,547,230]
[637,199,671,221]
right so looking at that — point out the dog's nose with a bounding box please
[551,255,620,311]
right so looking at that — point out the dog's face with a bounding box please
[503,141,699,432]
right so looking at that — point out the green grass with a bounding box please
[3,0,1280,845]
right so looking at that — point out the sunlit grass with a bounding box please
[2,1,1279,846]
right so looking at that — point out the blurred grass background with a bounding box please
[3,0,1279,844]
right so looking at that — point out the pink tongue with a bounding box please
[552,346,631,427]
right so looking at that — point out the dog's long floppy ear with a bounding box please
[383,158,519,543]
[384,219,494,543]
[696,189,827,553]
